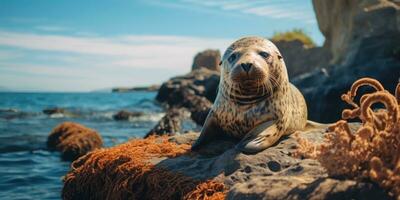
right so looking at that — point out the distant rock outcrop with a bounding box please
[155,68,219,128]
[150,48,222,137]
[113,110,144,121]
[47,122,103,161]
[112,85,160,92]
[191,49,221,72]
[156,68,219,107]
[294,0,400,122]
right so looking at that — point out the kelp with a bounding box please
[47,122,103,161]
[62,136,226,200]
[296,78,400,199]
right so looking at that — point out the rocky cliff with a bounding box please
[294,0,400,122]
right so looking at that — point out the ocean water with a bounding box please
[0,92,165,200]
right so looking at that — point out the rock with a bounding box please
[191,49,221,72]
[155,68,219,126]
[112,110,144,121]
[293,0,400,123]
[156,68,220,105]
[47,122,103,161]
[43,107,67,115]
[274,39,332,78]
[157,127,389,199]
[0,108,26,120]
[181,93,213,125]
[42,107,76,118]
[145,108,191,138]
[312,0,400,65]
[294,63,399,122]
[112,85,160,92]
[61,125,389,199]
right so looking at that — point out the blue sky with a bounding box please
[0,0,324,92]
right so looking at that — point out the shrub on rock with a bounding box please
[47,122,103,161]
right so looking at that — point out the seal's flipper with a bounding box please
[236,120,280,154]
[191,111,223,151]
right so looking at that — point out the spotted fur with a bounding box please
[192,36,308,153]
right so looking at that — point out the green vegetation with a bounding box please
[271,29,316,48]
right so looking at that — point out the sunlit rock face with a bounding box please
[313,0,400,65]
[294,0,400,123]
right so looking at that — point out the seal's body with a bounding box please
[192,37,309,153]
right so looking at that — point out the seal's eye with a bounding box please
[228,53,237,63]
[259,51,270,59]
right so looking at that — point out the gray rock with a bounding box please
[145,108,192,137]
[155,68,219,126]
[112,110,144,121]
[152,126,389,200]
[293,0,400,123]
[191,49,221,72]
[274,40,332,79]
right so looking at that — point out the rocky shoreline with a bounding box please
[47,0,400,199]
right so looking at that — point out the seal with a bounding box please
[191,36,319,153]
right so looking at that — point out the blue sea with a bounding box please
[0,92,165,200]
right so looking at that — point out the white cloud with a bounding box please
[0,30,233,91]
[146,0,316,23]
[0,30,233,69]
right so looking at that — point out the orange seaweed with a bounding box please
[297,78,400,199]
[62,136,226,200]
[47,122,103,161]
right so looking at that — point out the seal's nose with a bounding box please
[241,63,253,73]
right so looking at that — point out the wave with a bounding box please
[0,107,164,122]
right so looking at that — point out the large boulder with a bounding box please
[191,49,221,72]
[47,122,103,161]
[156,68,220,105]
[313,0,400,65]
[62,126,390,200]
[294,0,400,122]
[156,68,219,126]
[145,108,192,138]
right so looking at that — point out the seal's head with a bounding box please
[220,37,288,103]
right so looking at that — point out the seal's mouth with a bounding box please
[231,73,267,86]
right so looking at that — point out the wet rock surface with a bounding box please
[42,107,75,117]
[47,122,103,161]
[145,108,191,138]
[156,68,218,126]
[155,125,389,200]
[112,110,144,121]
